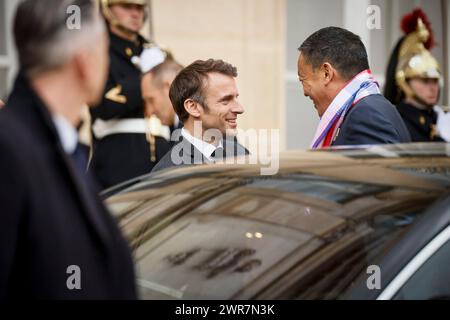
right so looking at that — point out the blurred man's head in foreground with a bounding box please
[14,0,109,106]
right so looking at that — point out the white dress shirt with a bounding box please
[52,114,78,154]
[181,128,223,161]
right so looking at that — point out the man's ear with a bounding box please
[184,99,201,118]
[322,62,335,86]
[72,51,90,84]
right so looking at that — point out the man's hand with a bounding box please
[0,99,4,108]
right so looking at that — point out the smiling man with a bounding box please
[298,27,411,149]
[152,59,249,172]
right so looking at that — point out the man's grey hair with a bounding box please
[14,0,105,77]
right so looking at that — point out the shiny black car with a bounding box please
[105,143,450,299]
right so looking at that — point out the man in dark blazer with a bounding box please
[152,59,248,173]
[0,0,136,299]
[297,27,411,148]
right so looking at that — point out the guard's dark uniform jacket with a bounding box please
[89,31,172,190]
[396,101,444,142]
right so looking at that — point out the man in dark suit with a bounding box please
[297,27,411,148]
[0,0,136,299]
[152,59,248,173]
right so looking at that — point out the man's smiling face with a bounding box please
[198,72,244,136]
[297,53,328,117]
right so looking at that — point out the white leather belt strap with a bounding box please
[92,118,171,141]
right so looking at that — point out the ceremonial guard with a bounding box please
[89,0,173,189]
[385,9,450,142]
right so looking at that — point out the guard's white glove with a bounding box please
[131,46,166,74]
[433,105,450,142]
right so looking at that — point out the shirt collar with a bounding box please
[181,128,222,161]
[52,114,78,154]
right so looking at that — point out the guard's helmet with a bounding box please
[385,9,442,106]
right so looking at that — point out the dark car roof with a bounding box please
[103,142,450,196]
[105,143,450,299]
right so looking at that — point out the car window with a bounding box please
[393,238,450,300]
[248,175,386,203]
[110,174,442,299]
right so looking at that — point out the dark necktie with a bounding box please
[70,143,89,174]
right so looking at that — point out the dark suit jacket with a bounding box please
[396,101,443,142]
[333,94,411,146]
[152,136,249,173]
[0,74,136,300]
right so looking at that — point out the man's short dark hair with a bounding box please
[14,0,100,76]
[298,27,370,81]
[169,59,238,122]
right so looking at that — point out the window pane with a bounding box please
[248,175,387,203]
